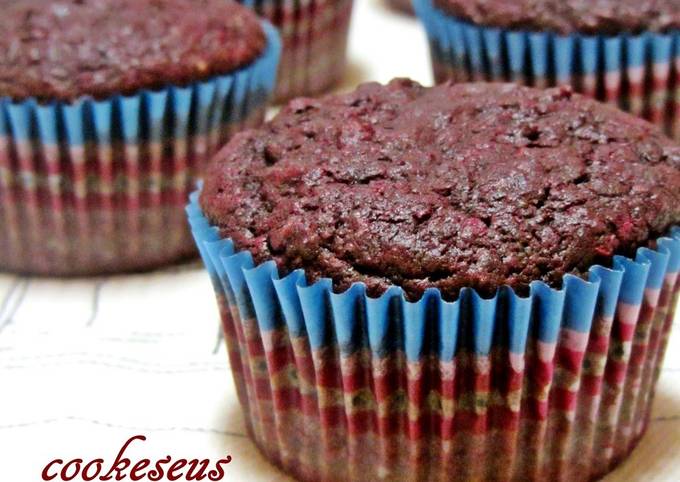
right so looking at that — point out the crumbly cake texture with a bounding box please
[201,79,680,300]
[0,0,266,102]
[432,0,680,35]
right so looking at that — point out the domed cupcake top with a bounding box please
[0,0,266,102]
[201,79,680,300]
[432,0,680,35]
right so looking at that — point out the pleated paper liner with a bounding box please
[187,192,680,482]
[0,22,280,277]
[414,0,680,140]
[242,0,353,102]
[385,0,414,16]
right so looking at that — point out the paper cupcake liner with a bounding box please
[385,0,414,16]
[241,0,353,102]
[0,22,280,276]
[415,0,680,139]
[188,192,679,481]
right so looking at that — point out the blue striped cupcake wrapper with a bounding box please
[414,0,680,138]
[238,0,354,101]
[0,22,281,276]
[187,186,680,481]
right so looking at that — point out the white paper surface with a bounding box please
[1,1,678,480]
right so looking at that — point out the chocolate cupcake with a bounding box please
[0,0,280,275]
[239,0,354,101]
[415,0,680,138]
[189,80,680,481]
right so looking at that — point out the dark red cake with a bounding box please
[200,79,680,299]
[432,0,680,34]
[0,0,276,276]
[0,0,266,102]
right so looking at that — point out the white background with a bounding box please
[1,0,679,480]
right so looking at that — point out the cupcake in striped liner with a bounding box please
[415,0,680,139]
[188,80,680,481]
[385,0,414,16]
[0,0,280,276]
[240,0,354,102]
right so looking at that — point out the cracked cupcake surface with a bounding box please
[200,79,680,300]
[0,0,266,102]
